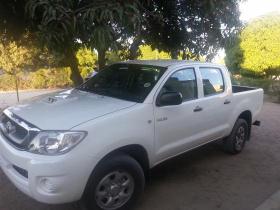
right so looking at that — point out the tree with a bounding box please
[0,0,27,42]
[128,0,241,60]
[0,0,68,85]
[0,0,242,86]
[225,13,280,78]
[0,41,33,101]
[26,0,145,85]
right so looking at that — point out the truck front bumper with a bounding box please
[0,132,93,204]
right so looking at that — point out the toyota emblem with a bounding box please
[5,121,15,134]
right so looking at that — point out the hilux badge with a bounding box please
[47,97,57,103]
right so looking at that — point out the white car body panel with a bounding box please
[8,89,136,130]
[0,60,263,204]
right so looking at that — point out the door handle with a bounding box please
[193,106,203,112]
[224,99,231,105]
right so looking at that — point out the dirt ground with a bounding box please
[0,102,280,210]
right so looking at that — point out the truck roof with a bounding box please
[118,59,220,68]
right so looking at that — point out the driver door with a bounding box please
[154,67,205,163]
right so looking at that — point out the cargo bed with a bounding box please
[232,85,258,93]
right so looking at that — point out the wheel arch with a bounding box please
[82,144,150,200]
[82,144,148,207]
[90,144,150,183]
[105,144,150,177]
[237,110,252,139]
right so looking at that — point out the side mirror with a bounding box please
[157,92,183,107]
[84,71,98,82]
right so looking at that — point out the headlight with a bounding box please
[28,131,87,155]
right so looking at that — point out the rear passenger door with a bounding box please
[195,67,232,141]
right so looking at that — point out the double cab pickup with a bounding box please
[0,60,263,210]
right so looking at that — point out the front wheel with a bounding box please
[223,118,249,154]
[83,155,145,210]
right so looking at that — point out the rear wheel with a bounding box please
[223,118,249,154]
[83,155,145,210]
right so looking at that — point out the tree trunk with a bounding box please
[13,71,19,102]
[128,37,142,60]
[171,50,178,59]
[98,49,106,70]
[66,49,83,86]
[182,49,187,60]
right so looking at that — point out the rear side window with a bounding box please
[161,68,197,101]
[199,67,224,96]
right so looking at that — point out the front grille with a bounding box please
[1,114,28,140]
[0,111,39,150]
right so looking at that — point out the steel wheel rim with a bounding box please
[95,171,135,210]
[235,126,246,151]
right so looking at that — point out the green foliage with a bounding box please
[81,1,143,52]
[76,48,97,78]
[0,0,27,42]
[225,37,243,74]
[0,41,33,75]
[76,48,123,75]
[106,51,122,65]
[26,0,145,72]
[137,45,204,61]
[233,75,280,102]
[0,74,15,90]
[138,45,171,60]
[29,68,72,89]
[30,70,47,89]
[1,0,242,87]
[225,13,280,77]
[241,14,280,76]
[143,0,241,59]
[1,0,242,85]
[232,76,272,93]
[0,68,72,90]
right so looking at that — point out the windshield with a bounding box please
[78,64,167,103]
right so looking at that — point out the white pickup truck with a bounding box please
[0,60,263,210]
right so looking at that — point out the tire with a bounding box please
[83,154,145,210]
[223,118,249,154]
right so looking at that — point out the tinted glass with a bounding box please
[199,68,224,96]
[160,68,197,101]
[78,64,166,102]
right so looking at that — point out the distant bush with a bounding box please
[30,68,73,89]
[225,14,280,78]
[0,74,15,91]
[76,47,97,78]
[0,46,98,91]
[232,76,280,102]
[232,76,272,93]
[0,68,73,91]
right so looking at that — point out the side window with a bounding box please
[199,67,224,96]
[161,68,197,101]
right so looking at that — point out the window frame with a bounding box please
[156,67,198,104]
[199,67,225,97]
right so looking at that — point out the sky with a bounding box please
[214,0,280,62]
[240,0,280,21]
